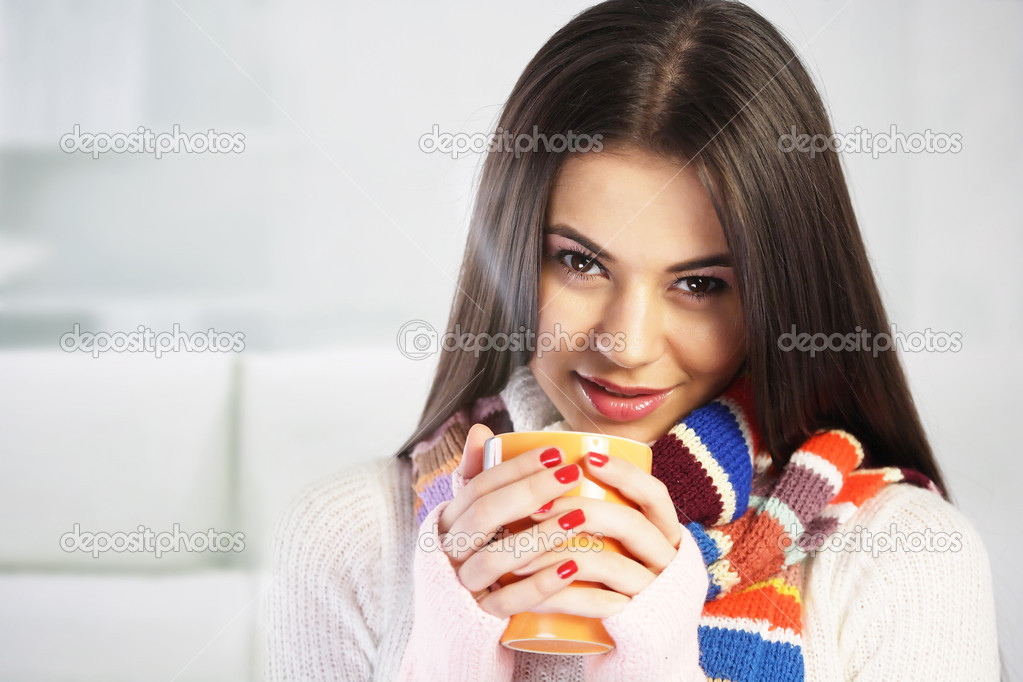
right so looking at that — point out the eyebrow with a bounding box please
[544,223,732,272]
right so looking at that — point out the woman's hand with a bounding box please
[438,425,685,620]
[506,451,685,618]
[438,424,599,618]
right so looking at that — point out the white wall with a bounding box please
[1,0,1019,678]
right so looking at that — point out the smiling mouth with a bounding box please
[576,372,671,396]
[574,372,676,422]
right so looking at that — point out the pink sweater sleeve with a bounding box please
[583,522,709,682]
[397,498,515,681]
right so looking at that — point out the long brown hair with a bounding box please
[396,0,948,497]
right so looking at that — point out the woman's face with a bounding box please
[528,145,746,444]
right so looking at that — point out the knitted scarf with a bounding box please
[409,368,939,681]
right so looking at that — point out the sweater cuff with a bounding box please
[398,500,515,681]
[583,522,708,682]
[451,469,469,497]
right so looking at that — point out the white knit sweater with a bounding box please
[263,369,1001,680]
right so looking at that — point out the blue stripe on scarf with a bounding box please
[685,521,723,601]
[698,625,804,682]
[683,401,754,523]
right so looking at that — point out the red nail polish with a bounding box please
[587,452,609,467]
[557,559,578,579]
[558,508,585,530]
[540,448,562,468]
[554,464,579,484]
[534,500,555,515]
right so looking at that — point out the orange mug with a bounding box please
[482,430,652,655]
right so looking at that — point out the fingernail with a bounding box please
[587,452,609,467]
[534,500,555,515]
[554,464,579,484]
[557,559,578,579]
[558,508,585,530]
[540,448,562,468]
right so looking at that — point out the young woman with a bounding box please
[264,1,1000,679]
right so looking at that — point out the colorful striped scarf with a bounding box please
[410,373,939,680]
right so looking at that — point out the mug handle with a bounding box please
[483,436,502,470]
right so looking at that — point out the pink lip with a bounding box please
[575,372,675,422]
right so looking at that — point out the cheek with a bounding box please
[533,275,602,381]
[535,270,558,334]
[536,270,599,335]
[668,306,746,374]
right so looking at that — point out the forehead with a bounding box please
[546,146,727,257]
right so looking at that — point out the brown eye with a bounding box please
[676,276,723,296]
[686,277,710,293]
[559,251,602,276]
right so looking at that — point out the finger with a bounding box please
[439,440,567,535]
[519,495,597,563]
[530,585,631,618]
[511,545,657,597]
[462,498,671,591]
[456,497,586,590]
[582,452,684,549]
[456,507,576,593]
[443,460,581,557]
[476,558,582,619]
[537,499,677,573]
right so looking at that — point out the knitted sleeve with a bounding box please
[263,466,388,681]
[801,484,1001,680]
[581,521,710,682]
[397,498,516,680]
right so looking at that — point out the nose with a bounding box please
[597,282,666,368]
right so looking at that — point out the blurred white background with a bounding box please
[0,1,1019,680]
